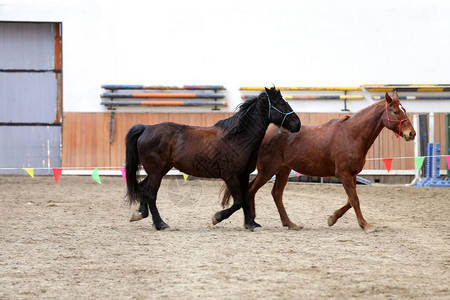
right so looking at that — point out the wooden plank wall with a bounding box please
[62,112,447,172]
[62,112,232,168]
[62,113,111,168]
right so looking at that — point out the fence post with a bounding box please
[429,112,434,145]
[446,113,450,178]
[413,114,420,181]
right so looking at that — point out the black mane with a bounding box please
[214,92,266,134]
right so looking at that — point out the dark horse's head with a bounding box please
[383,91,416,141]
[264,87,301,133]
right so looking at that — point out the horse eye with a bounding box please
[393,111,399,115]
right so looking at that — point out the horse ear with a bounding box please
[392,90,398,98]
[385,92,392,103]
[265,87,270,94]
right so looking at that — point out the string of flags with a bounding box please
[381,156,449,173]
[17,166,192,184]
[10,155,450,182]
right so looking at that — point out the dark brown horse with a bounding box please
[222,91,415,232]
[125,87,301,231]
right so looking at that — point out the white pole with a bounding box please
[409,114,420,186]
[429,112,435,178]
[429,112,434,144]
[414,114,420,178]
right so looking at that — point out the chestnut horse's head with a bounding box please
[383,91,416,141]
[265,87,301,133]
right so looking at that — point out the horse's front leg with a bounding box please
[249,167,276,219]
[272,167,302,230]
[212,175,261,231]
[327,202,351,227]
[330,174,375,233]
[239,174,261,231]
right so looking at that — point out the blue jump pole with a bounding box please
[434,143,440,179]
[427,143,433,179]
[416,143,433,186]
[416,143,450,187]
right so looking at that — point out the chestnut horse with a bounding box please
[222,91,415,232]
[125,87,301,231]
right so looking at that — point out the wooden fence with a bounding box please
[61,112,448,173]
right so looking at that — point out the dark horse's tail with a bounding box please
[221,177,256,208]
[220,183,232,208]
[125,124,146,205]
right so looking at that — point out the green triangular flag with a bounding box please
[91,168,101,184]
[182,173,189,181]
[415,156,425,170]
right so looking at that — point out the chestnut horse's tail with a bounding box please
[220,183,232,208]
[125,124,146,205]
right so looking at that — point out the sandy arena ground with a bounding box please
[0,175,449,299]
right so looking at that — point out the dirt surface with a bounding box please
[0,175,449,299]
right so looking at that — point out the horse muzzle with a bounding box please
[291,121,301,133]
[286,118,301,133]
[402,129,416,141]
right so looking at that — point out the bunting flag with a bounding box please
[53,168,62,183]
[12,154,447,184]
[23,168,34,178]
[120,167,126,182]
[91,168,102,184]
[183,173,189,181]
[382,158,393,173]
[414,157,426,171]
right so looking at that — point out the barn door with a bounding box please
[0,22,62,175]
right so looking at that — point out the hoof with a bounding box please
[130,211,144,222]
[244,221,262,232]
[364,225,376,234]
[287,223,304,230]
[327,215,336,227]
[154,221,170,230]
[212,212,222,225]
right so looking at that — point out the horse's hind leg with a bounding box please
[130,177,150,222]
[331,174,375,233]
[272,167,302,230]
[131,168,171,230]
[146,171,171,230]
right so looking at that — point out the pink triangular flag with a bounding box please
[383,158,393,173]
[53,168,62,183]
[296,172,300,178]
[446,155,450,171]
[120,167,126,182]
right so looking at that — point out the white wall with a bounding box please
[2,0,450,113]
